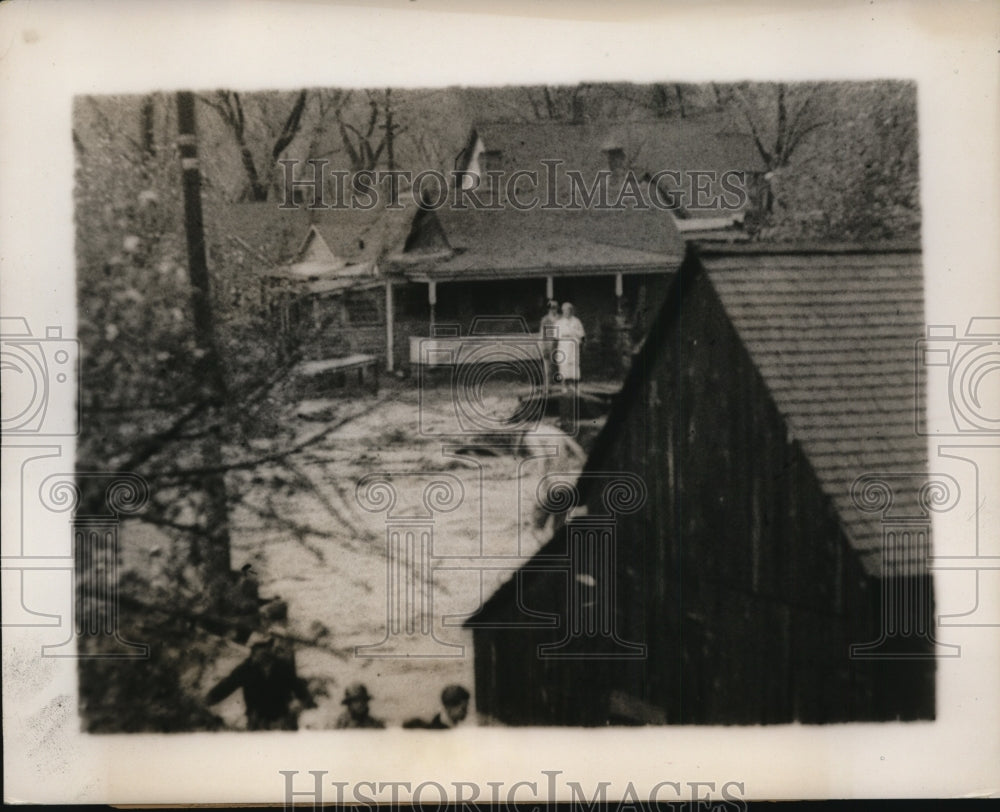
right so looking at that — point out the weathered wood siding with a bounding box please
[470,256,934,725]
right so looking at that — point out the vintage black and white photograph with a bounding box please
[3,0,999,804]
[69,78,933,732]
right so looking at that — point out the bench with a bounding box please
[294,354,379,396]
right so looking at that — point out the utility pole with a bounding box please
[176,90,232,584]
[384,88,396,174]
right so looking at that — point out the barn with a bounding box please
[465,242,937,725]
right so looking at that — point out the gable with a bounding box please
[298,227,344,268]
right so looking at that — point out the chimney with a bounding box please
[602,146,626,174]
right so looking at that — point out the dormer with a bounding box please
[296,226,346,271]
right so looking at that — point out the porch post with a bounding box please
[428,280,437,333]
[385,279,395,373]
[615,272,627,376]
[545,275,554,300]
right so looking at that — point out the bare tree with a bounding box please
[199,90,309,201]
[333,89,406,177]
[649,83,687,118]
[522,83,592,123]
[721,82,828,213]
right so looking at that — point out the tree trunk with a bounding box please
[384,89,395,173]
[674,84,686,118]
[141,95,156,159]
[652,84,670,118]
[238,145,268,201]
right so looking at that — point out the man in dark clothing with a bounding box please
[334,682,385,729]
[402,684,470,729]
[206,632,314,731]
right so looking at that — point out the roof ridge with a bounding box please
[695,241,921,255]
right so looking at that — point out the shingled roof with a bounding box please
[462,113,764,219]
[306,207,414,265]
[265,206,415,285]
[697,245,927,576]
[468,113,763,176]
[390,206,685,281]
[207,201,311,264]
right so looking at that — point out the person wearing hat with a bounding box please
[539,299,561,390]
[334,682,385,729]
[402,684,471,729]
[206,631,315,731]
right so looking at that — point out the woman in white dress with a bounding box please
[555,302,586,390]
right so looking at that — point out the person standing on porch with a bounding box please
[539,299,560,389]
[555,302,585,391]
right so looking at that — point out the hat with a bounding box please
[547,299,558,309]
[245,631,272,649]
[441,684,470,706]
[342,682,373,704]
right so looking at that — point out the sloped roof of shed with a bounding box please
[700,246,927,577]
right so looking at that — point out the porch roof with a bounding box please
[388,206,685,282]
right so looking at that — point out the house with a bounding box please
[260,207,413,361]
[455,114,767,237]
[384,115,765,379]
[387,205,685,378]
[464,242,937,725]
[251,115,766,380]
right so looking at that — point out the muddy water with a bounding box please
[227,384,585,729]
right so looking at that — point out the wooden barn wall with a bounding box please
[472,262,934,725]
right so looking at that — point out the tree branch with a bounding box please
[271,90,308,161]
[731,88,775,169]
[150,397,388,481]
